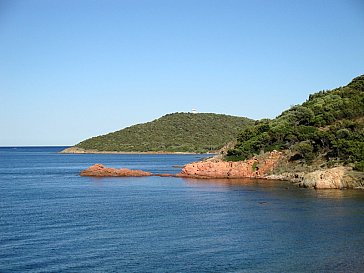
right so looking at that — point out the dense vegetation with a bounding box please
[76,113,253,153]
[227,75,364,171]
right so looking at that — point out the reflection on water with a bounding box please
[183,177,289,189]
[313,188,364,199]
[184,177,364,199]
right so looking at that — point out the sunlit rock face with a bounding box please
[177,151,282,179]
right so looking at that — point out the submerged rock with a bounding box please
[80,164,152,177]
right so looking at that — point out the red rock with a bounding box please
[80,151,282,179]
[80,164,152,177]
[177,151,282,179]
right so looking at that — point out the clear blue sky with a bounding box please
[1,0,363,146]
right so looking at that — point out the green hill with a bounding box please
[73,113,254,153]
[227,75,364,172]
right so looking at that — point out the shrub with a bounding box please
[354,161,364,172]
[293,141,315,163]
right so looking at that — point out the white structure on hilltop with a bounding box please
[191,108,198,114]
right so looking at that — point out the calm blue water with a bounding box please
[1,147,364,273]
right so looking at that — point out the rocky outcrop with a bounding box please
[266,167,364,189]
[177,151,282,179]
[299,167,348,189]
[80,164,152,177]
[60,147,89,153]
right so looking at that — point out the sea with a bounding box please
[1,146,364,273]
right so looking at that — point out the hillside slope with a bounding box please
[227,75,364,172]
[68,113,254,153]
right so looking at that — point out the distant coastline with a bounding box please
[59,146,214,155]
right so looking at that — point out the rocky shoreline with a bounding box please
[80,150,364,189]
[178,153,363,189]
[265,167,364,189]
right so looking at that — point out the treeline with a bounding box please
[227,75,364,171]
